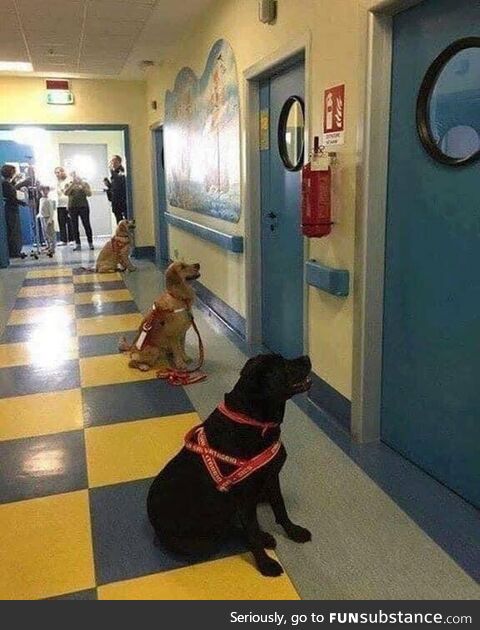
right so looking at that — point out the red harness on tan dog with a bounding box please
[111,236,129,254]
[133,295,206,385]
[184,403,281,492]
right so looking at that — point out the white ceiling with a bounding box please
[0,0,215,80]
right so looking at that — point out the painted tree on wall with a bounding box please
[164,39,241,223]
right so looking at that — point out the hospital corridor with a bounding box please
[0,0,479,604]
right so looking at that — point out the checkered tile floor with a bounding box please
[0,266,299,600]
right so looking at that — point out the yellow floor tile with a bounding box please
[0,490,95,600]
[74,289,133,305]
[98,553,300,600]
[8,304,75,326]
[26,268,73,279]
[74,272,122,284]
[76,312,142,336]
[18,284,74,298]
[0,337,78,368]
[85,413,199,488]
[0,389,83,441]
[80,353,158,387]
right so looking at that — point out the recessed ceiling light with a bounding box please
[0,61,33,72]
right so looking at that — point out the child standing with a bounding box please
[38,186,57,257]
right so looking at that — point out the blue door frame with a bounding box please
[152,127,169,265]
[0,124,133,268]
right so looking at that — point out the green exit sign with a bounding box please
[46,90,74,105]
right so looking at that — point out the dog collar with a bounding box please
[217,402,279,436]
[168,292,193,310]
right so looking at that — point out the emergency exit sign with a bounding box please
[46,79,74,105]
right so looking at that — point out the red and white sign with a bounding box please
[323,84,345,147]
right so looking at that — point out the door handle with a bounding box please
[268,212,277,219]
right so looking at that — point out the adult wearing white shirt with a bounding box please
[54,166,73,245]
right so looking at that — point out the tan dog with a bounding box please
[96,219,136,273]
[121,261,201,371]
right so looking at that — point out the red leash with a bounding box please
[184,424,281,492]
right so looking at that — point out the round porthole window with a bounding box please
[417,37,480,166]
[278,96,305,171]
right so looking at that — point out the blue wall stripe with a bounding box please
[165,212,244,253]
[306,260,349,297]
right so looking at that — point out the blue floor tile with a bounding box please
[89,478,246,585]
[75,301,138,319]
[74,280,126,293]
[78,331,135,358]
[0,431,87,504]
[46,589,97,601]
[82,379,195,427]
[0,322,77,344]
[14,295,74,309]
[0,360,80,398]
[22,277,72,286]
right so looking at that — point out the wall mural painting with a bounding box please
[164,39,241,223]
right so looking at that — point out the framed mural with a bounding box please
[164,39,241,223]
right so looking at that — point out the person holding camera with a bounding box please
[64,172,94,251]
[108,155,127,224]
[1,163,28,259]
[54,166,74,245]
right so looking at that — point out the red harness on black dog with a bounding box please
[184,403,281,492]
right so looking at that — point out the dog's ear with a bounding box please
[165,264,183,289]
[238,355,287,399]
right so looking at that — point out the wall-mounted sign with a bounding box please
[323,84,345,147]
[46,79,74,105]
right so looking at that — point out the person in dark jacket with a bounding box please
[103,177,113,203]
[64,172,94,251]
[108,155,127,224]
[1,164,28,259]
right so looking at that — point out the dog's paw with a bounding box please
[285,523,312,543]
[174,361,189,371]
[138,363,151,372]
[258,532,276,549]
[257,555,284,577]
[118,337,130,352]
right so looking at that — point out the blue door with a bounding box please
[0,140,35,265]
[383,0,480,507]
[153,127,169,265]
[260,61,305,358]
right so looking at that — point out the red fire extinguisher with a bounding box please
[301,138,333,237]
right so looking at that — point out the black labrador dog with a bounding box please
[147,353,312,577]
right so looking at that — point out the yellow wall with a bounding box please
[146,0,370,398]
[0,77,153,246]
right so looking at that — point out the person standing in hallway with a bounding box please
[65,172,94,251]
[37,186,56,257]
[54,166,74,245]
[108,155,127,224]
[1,164,27,259]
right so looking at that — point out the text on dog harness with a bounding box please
[135,302,189,351]
[184,424,281,492]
